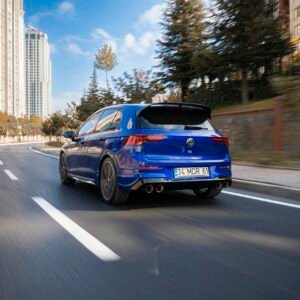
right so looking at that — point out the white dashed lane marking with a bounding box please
[32,197,121,262]
[4,169,19,181]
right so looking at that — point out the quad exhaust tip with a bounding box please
[156,184,164,194]
[144,184,164,194]
[216,182,223,190]
[145,184,154,194]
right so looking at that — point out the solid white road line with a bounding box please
[222,191,300,209]
[0,160,3,165]
[233,178,300,192]
[4,169,19,181]
[29,146,59,159]
[31,197,121,262]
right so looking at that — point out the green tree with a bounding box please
[76,66,104,121]
[95,43,117,90]
[213,0,294,104]
[0,112,9,123]
[64,102,81,130]
[41,112,65,141]
[113,69,163,103]
[100,89,118,107]
[156,0,208,101]
[30,115,43,127]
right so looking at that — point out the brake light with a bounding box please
[211,136,229,145]
[122,134,167,146]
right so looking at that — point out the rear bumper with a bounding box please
[130,177,232,191]
[117,158,232,191]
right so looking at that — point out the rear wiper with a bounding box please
[184,125,208,130]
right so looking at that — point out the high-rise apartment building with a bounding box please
[25,27,51,118]
[278,0,290,15]
[0,0,25,117]
[290,0,300,52]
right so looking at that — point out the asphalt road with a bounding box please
[0,144,300,300]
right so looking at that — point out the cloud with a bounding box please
[52,91,82,112]
[60,35,88,43]
[136,3,166,27]
[87,3,165,57]
[121,3,164,55]
[91,28,112,40]
[28,1,75,25]
[122,31,159,55]
[105,40,118,53]
[28,11,52,26]
[49,44,57,54]
[91,28,118,52]
[64,43,93,57]
[57,1,75,15]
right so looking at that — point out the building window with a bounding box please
[295,24,300,38]
[295,7,300,18]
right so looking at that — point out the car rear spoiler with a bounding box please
[144,103,212,119]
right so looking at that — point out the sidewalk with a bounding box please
[232,165,300,190]
[232,164,300,199]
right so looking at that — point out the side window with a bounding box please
[78,112,101,136]
[111,110,122,130]
[95,109,117,133]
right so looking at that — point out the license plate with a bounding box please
[174,167,210,178]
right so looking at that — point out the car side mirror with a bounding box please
[64,131,75,140]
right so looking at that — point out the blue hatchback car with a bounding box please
[60,103,232,204]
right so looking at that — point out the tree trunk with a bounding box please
[279,57,283,75]
[181,81,189,102]
[201,76,206,88]
[241,69,249,104]
[218,75,225,84]
[106,70,109,90]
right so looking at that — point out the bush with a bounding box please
[46,141,64,148]
[187,80,276,108]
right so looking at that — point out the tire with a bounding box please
[59,153,76,185]
[193,186,222,200]
[100,157,129,204]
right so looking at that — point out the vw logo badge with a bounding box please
[186,138,195,148]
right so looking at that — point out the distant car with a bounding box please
[60,103,232,204]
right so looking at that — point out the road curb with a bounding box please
[29,146,59,159]
[232,179,300,200]
[233,162,300,171]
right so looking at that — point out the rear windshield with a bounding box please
[137,106,214,130]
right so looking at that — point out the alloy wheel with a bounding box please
[101,160,116,202]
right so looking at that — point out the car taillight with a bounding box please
[211,136,229,145]
[122,134,167,146]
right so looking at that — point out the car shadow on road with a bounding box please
[56,182,225,212]
[126,190,224,210]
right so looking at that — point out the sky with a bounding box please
[24,0,170,112]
